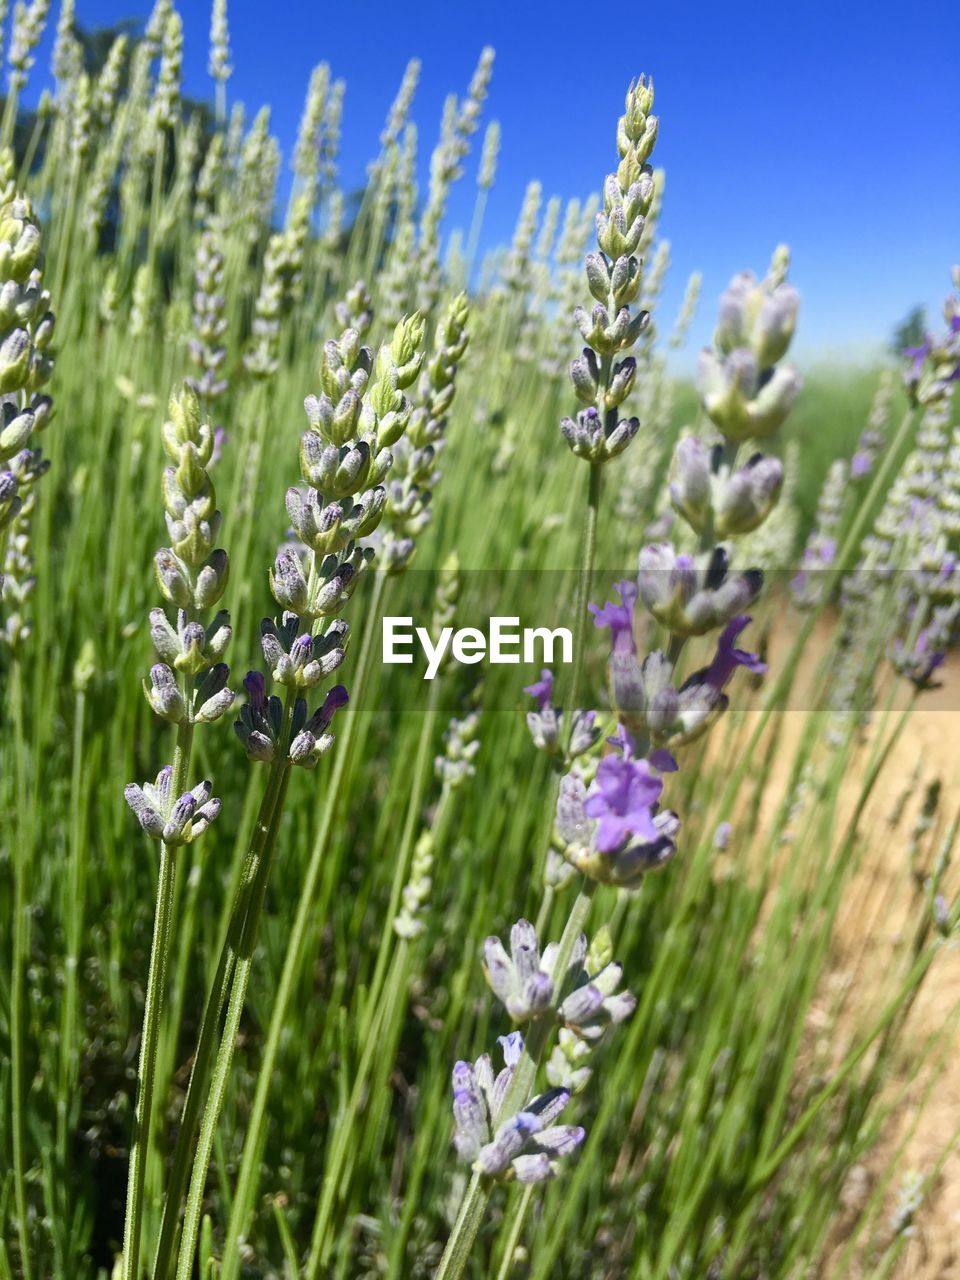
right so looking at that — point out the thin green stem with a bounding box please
[122,842,178,1280]
[10,660,33,1280]
[175,761,293,1278]
[495,1185,535,1280]
[218,572,388,1279]
[152,725,292,1279]
[563,462,603,735]
[57,686,88,1165]
[744,942,940,1197]
[122,720,193,1280]
[360,675,442,1040]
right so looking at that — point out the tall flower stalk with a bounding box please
[120,385,233,1280]
[436,75,661,1280]
[216,292,470,1276]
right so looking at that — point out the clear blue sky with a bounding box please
[22,0,960,365]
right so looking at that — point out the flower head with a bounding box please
[483,919,555,1023]
[556,767,679,889]
[124,767,221,847]
[452,1034,585,1183]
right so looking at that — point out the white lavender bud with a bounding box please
[208,0,231,86]
[393,830,435,940]
[186,230,229,403]
[483,919,555,1023]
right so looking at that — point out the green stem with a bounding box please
[1,83,20,154]
[744,942,940,1197]
[218,573,387,1280]
[10,660,32,1280]
[835,406,915,572]
[122,843,178,1280]
[122,720,193,1280]
[57,686,88,1166]
[360,676,442,1040]
[495,1185,535,1280]
[152,732,292,1279]
[306,779,458,1275]
[175,761,293,1278]
[563,462,602,736]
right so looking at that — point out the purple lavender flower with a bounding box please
[891,628,947,690]
[591,584,647,723]
[234,671,285,761]
[700,616,766,691]
[904,339,931,374]
[589,581,638,654]
[524,669,599,761]
[288,685,350,766]
[605,723,677,773]
[582,756,663,853]
[557,769,680,888]
[523,668,555,709]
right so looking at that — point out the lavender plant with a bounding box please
[1,11,958,1279]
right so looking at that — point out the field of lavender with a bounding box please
[1,2,960,1278]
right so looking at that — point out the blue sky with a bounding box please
[21,0,960,365]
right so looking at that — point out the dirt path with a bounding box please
[749,622,960,1277]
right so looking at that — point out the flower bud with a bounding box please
[144,663,186,722]
[270,547,309,615]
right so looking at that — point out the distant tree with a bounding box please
[891,305,927,355]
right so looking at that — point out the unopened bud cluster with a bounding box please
[186,229,228,404]
[452,1032,584,1185]
[561,78,660,464]
[247,307,426,769]
[124,386,235,850]
[272,308,424,619]
[243,227,304,380]
[697,251,802,441]
[1,194,56,652]
[381,292,469,572]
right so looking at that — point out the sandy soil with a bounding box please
[741,621,960,1277]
